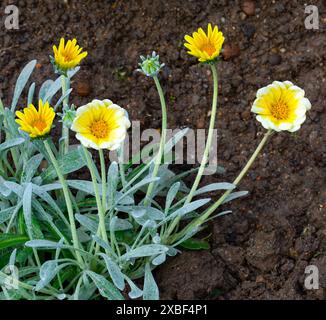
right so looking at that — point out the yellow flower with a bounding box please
[15,100,55,138]
[184,23,225,63]
[251,81,311,132]
[71,99,130,150]
[53,38,88,72]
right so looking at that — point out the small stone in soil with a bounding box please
[241,0,256,16]
[223,44,241,60]
[269,53,282,66]
[76,81,91,97]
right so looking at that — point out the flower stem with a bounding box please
[144,75,167,206]
[82,147,109,247]
[163,63,218,240]
[60,75,70,156]
[170,129,273,244]
[43,139,83,265]
[99,149,107,212]
[186,63,219,204]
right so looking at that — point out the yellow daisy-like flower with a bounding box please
[251,81,311,132]
[15,100,55,138]
[71,99,131,150]
[184,23,225,63]
[53,38,88,72]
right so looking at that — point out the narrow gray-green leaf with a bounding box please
[143,263,159,300]
[99,253,125,291]
[86,271,124,300]
[121,244,168,261]
[194,182,235,196]
[11,60,37,111]
[223,191,249,204]
[0,138,25,152]
[22,183,33,236]
[27,82,35,105]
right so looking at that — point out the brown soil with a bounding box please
[0,0,325,300]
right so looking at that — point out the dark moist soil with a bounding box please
[1,0,325,300]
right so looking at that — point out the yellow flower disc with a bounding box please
[251,81,311,132]
[15,100,55,138]
[71,99,131,150]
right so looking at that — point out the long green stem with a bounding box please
[60,75,70,156]
[44,140,83,265]
[164,63,218,240]
[144,75,167,206]
[170,129,273,243]
[185,63,219,204]
[82,147,109,247]
[99,149,107,212]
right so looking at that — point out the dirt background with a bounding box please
[0,0,325,299]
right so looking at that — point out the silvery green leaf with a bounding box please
[0,207,14,224]
[0,138,25,152]
[54,89,73,111]
[28,82,35,105]
[194,182,235,195]
[22,183,33,236]
[162,198,211,224]
[35,260,71,291]
[9,249,17,267]
[166,246,179,257]
[67,180,100,196]
[25,239,63,249]
[39,80,54,102]
[92,235,117,259]
[67,66,80,79]
[116,206,163,226]
[152,253,166,266]
[3,108,19,136]
[165,182,180,212]
[143,263,159,300]
[107,162,119,207]
[75,214,98,234]
[223,191,249,204]
[121,244,168,261]
[125,277,143,299]
[41,183,62,192]
[0,177,11,197]
[4,181,24,197]
[99,253,125,291]
[35,260,57,291]
[115,191,134,205]
[41,148,86,183]
[116,177,160,204]
[21,153,43,183]
[43,76,62,102]
[85,271,124,300]
[31,184,66,221]
[163,128,189,154]
[111,218,133,231]
[11,60,37,111]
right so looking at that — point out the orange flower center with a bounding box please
[32,119,47,131]
[90,120,108,139]
[201,43,216,56]
[270,100,289,120]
